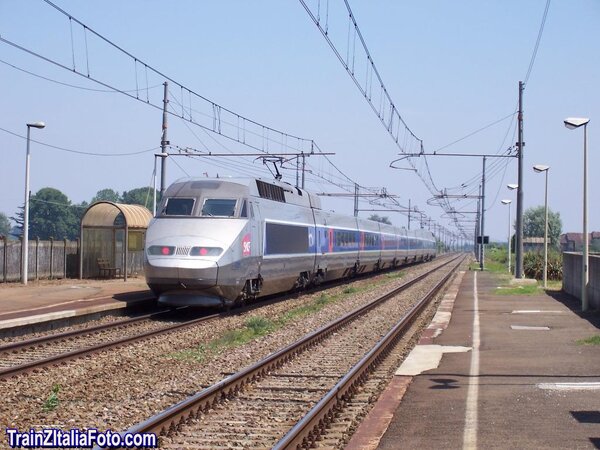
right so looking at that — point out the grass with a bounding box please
[485,260,509,274]
[386,270,405,279]
[576,335,600,346]
[170,316,275,362]
[544,280,562,291]
[477,246,566,290]
[171,269,407,363]
[474,247,565,295]
[282,269,408,322]
[170,344,208,362]
[42,384,61,412]
[469,259,510,275]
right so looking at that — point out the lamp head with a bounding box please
[533,164,550,173]
[27,122,45,129]
[501,199,512,205]
[507,183,518,190]
[564,117,590,129]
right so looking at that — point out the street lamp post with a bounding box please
[22,121,46,285]
[533,165,550,288]
[564,117,590,311]
[501,199,512,274]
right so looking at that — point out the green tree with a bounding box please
[0,212,10,236]
[74,201,89,223]
[121,187,155,208]
[28,188,80,240]
[10,206,24,236]
[368,214,392,225]
[91,188,121,204]
[523,206,562,248]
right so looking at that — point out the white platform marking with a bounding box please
[510,325,550,331]
[395,345,471,376]
[463,271,480,450]
[538,382,600,391]
[511,310,563,314]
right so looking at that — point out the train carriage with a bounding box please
[145,177,437,308]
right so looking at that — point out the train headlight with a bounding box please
[190,246,223,257]
[148,246,175,256]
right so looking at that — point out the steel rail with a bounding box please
[0,310,220,379]
[0,307,173,353]
[125,254,463,439]
[274,254,465,449]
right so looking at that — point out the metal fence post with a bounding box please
[19,236,23,282]
[63,237,67,279]
[49,237,54,280]
[1,236,6,283]
[76,237,81,279]
[35,236,40,281]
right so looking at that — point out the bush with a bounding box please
[523,251,562,281]
[488,246,507,264]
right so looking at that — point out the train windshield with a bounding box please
[164,198,195,216]
[201,198,237,217]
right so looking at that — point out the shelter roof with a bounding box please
[81,202,152,229]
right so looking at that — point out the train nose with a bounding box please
[145,257,219,289]
[177,261,218,288]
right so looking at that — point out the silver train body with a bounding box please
[145,177,437,307]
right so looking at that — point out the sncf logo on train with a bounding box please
[242,233,252,256]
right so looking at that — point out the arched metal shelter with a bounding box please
[79,201,152,281]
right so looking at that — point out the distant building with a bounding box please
[560,232,600,252]
[523,237,544,252]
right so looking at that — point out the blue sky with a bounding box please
[1,1,598,242]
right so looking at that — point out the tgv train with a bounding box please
[145,177,437,307]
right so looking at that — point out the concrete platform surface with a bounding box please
[349,270,600,450]
[0,278,154,329]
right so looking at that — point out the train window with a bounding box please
[240,200,248,218]
[265,222,309,254]
[202,199,237,217]
[164,198,195,216]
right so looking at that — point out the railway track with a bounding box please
[0,309,219,379]
[0,257,452,381]
[125,254,465,449]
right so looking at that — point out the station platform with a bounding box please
[0,278,154,331]
[348,270,600,450]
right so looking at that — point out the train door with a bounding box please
[313,210,328,280]
[250,201,263,259]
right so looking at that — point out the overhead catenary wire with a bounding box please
[0,58,163,93]
[432,112,517,153]
[299,0,553,240]
[3,2,445,227]
[169,91,373,200]
[3,3,388,218]
[0,126,159,157]
[30,197,87,208]
[524,0,551,85]
[26,0,316,155]
[298,0,468,236]
[0,34,308,156]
